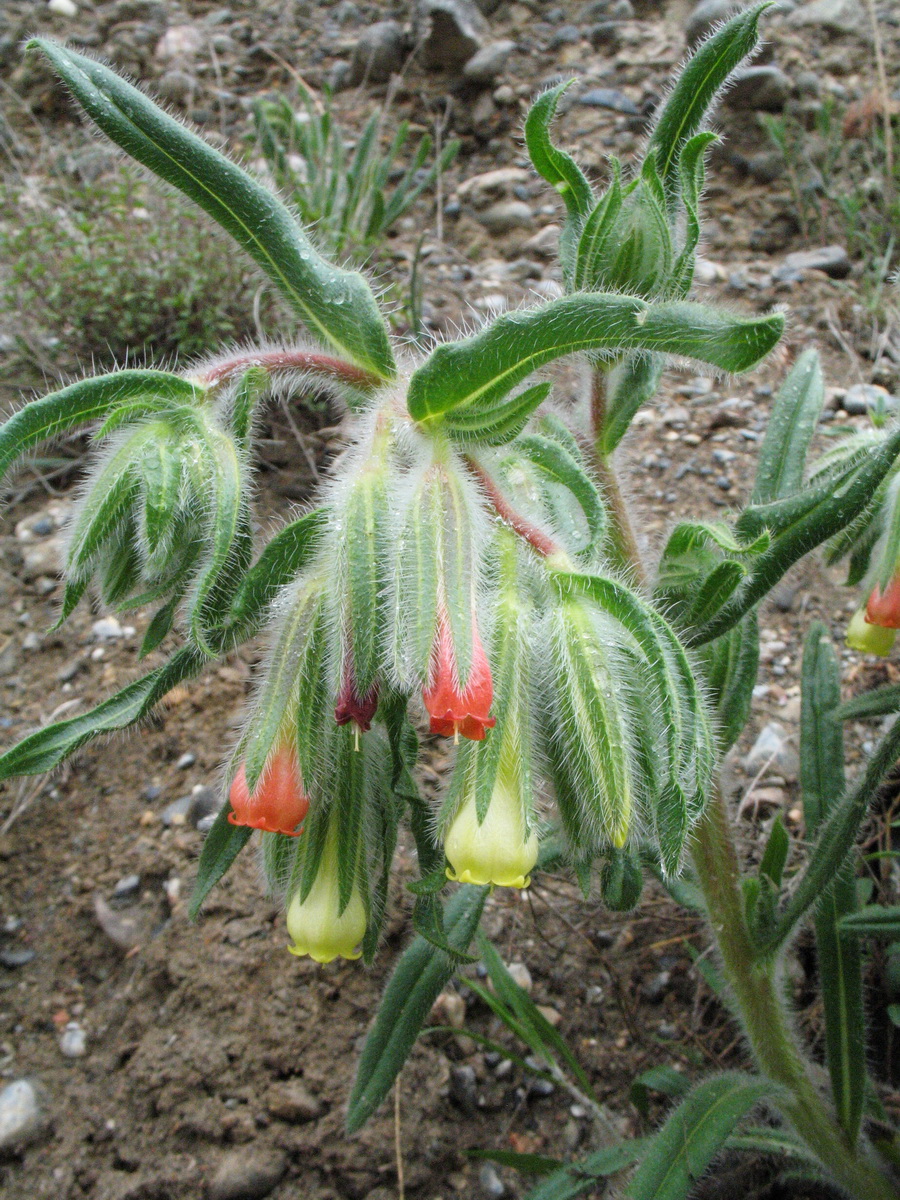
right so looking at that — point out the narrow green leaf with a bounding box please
[691,425,900,646]
[598,353,665,455]
[630,1065,691,1117]
[0,370,199,491]
[646,3,771,207]
[139,594,180,657]
[759,816,789,887]
[696,612,759,752]
[524,83,593,217]
[469,1149,562,1176]
[223,508,327,643]
[408,294,784,422]
[800,622,844,834]
[0,645,205,779]
[523,1141,651,1200]
[840,906,900,937]
[752,350,825,504]
[625,1073,771,1199]
[445,382,551,445]
[515,434,607,550]
[346,884,488,1132]
[835,682,900,721]
[29,39,396,381]
[188,802,253,920]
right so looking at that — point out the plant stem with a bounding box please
[590,370,898,1197]
[590,372,647,584]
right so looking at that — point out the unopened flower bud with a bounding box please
[228,743,309,835]
[334,667,379,733]
[846,606,897,656]
[286,834,367,964]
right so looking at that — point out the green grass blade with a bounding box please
[28,38,395,381]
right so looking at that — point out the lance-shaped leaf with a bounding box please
[347,884,488,1132]
[625,1073,771,1200]
[0,644,205,780]
[523,1141,651,1200]
[670,131,717,296]
[408,294,784,422]
[187,425,250,654]
[524,83,594,279]
[0,370,200,491]
[189,803,253,920]
[800,623,864,1146]
[140,436,183,556]
[646,3,771,209]
[752,349,824,504]
[343,459,391,694]
[840,907,900,937]
[445,382,551,446]
[515,435,607,552]
[697,610,760,752]
[598,352,665,455]
[224,508,327,643]
[834,682,900,722]
[692,424,900,645]
[66,421,166,577]
[29,39,396,382]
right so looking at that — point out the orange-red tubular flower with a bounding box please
[334,672,379,732]
[866,574,900,630]
[422,613,496,742]
[228,743,309,836]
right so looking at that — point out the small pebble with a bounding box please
[0,1079,48,1151]
[59,1022,87,1058]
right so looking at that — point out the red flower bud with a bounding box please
[866,574,900,629]
[228,743,309,836]
[423,613,495,742]
[334,672,379,732]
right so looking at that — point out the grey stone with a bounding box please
[742,150,785,182]
[0,638,20,678]
[474,0,504,12]
[0,947,36,967]
[744,722,799,780]
[842,384,899,416]
[161,794,193,826]
[788,0,870,38]
[110,0,166,22]
[177,751,197,770]
[549,24,581,49]
[782,244,851,279]
[187,785,219,827]
[94,894,146,950]
[415,0,489,71]
[642,970,672,1002]
[587,21,622,48]
[577,87,639,114]
[156,69,196,103]
[477,200,534,234]
[0,1080,49,1151]
[348,20,406,85]
[266,1080,325,1123]
[479,1163,506,1197]
[113,874,141,899]
[583,0,634,17]
[450,1064,479,1113]
[208,1148,287,1200]
[686,0,742,47]
[59,1022,87,1058]
[463,39,515,84]
[724,65,791,112]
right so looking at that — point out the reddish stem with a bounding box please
[200,350,381,391]
[465,456,560,558]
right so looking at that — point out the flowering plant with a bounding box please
[3,11,900,1197]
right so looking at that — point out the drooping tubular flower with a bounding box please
[444,761,539,888]
[866,574,900,629]
[846,605,897,656]
[228,743,309,836]
[334,666,379,733]
[286,830,367,964]
[423,611,496,742]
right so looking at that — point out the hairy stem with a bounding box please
[591,369,897,1198]
[198,349,381,391]
[590,372,647,584]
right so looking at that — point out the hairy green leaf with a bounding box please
[752,349,824,504]
[408,294,784,422]
[346,884,487,1132]
[29,39,395,381]
[188,803,253,920]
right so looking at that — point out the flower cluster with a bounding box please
[223,401,715,965]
